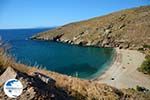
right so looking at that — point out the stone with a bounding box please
[79,32,84,35]
[0,67,17,84]
[101,39,110,47]
[119,43,129,49]
[119,24,126,29]
[105,24,113,29]
[32,72,56,86]
[67,40,72,44]
[118,14,126,21]
[104,29,111,35]
[86,41,92,46]
[79,41,88,46]
[52,34,63,41]
[73,37,77,41]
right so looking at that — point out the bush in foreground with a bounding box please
[138,54,150,74]
[136,85,149,92]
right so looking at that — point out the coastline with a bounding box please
[96,48,150,89]
[90,48,117,80]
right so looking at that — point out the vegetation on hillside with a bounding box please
[138,51,150,74]
[0,48,30,74]
[32,6,150,50]
[0,48,150,99]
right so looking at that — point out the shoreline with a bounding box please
[91,48,117,80]
[10,35,150,89]
[96,48,150,89]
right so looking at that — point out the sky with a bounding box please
[0,0,150,29]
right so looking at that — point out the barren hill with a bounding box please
[32,6,150,50]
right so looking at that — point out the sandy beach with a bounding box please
[97,48,150,89]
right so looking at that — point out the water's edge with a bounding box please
[0,28,116,80]
[32,39,116,80]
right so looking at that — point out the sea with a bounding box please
[0,28,115,79]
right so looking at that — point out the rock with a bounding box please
[124,43,130,49]
[118,24,126,29]
[43,37,49,40]
[75,40,88,46]
[51,94,55,98]
[53,34,63,41]
[0,67,17,84]
[24,87,36,99]
[105,24,113,29]
[115,39,128,43]
[73,37,78,41]
[104,29,111,35]
[119,43,129,49]
[32,72,56,86]
[86,41,92,46]
[115,44,120,47]
[64,39,68,43]
[67,40,72,44]
[79,41,88,46]
[102,39,110,47]
[79,32,84,35]
[118,14,126,21]
[84,30,90,34]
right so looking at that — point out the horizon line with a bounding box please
[0,26,57,30]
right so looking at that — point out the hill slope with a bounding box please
[0,48,150,100]
[32,6,150,50]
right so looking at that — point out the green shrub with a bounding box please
[145,55,150,59]
[143,45,150,49]
[138,48,144,51]
[136,85,149,92]
[136,85,144,91]
[138,56,150,74]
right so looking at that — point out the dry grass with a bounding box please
[0,48,13,69]
[0,48,122,99]
[0,48,29,74]
[0,48,150,100]
[33,6,150,50]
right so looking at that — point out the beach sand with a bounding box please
[97,48,150,89]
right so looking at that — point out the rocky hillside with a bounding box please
[32,6,150,50]
[0,49,150,100]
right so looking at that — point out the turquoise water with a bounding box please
[0,28,115,79]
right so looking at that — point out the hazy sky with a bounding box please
[0,0,150,29]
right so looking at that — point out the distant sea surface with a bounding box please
[0,28,115,79]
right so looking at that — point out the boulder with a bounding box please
[79,41,88,46]
[0,67,17,84]
[101,39,110,47]
[104,29,111,35]
[86,41,92,46]
[119,43,129,49]
[32,72,56,86]
[105,24,113,29]
[52,34,63,41]
[118,24,126,29]
[79,32,84,35]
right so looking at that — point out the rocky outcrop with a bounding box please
[0,67,17,84]
[31,72,56,87]
[0,58,150,99]
[0,69,73,100]
[32,6,150,50]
